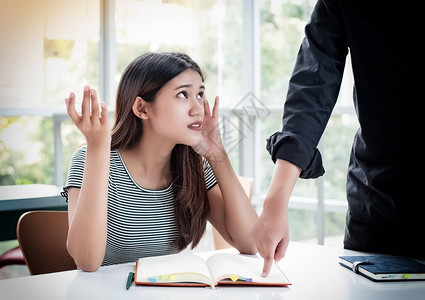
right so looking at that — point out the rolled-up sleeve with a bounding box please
[266,131,325,179]
[267,0,348,179]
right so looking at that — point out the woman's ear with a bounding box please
[132,97,150,120]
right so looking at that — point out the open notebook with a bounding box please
[134,252,291,288]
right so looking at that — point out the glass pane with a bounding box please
[0,116,53,185]
[257,0,357,244]
[0,0,99,109]
[321,114,359,201]
[258,0,317,196]
[114,0,243,109]
[288,209,316,242]
[0,116,84,185]
[324,211,346,247]
[260,0,315,106]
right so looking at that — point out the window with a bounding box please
[0,0,357,248]
[0,0,99,109]
[114,0,245,107]
[0,0,99,185]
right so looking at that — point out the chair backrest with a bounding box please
[16,211,77,275]
[212,176,254,250]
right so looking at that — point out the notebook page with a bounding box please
[206,253,289,284]
[136,253,213,283]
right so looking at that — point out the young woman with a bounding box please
[63,52,258,272]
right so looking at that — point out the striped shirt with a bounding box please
[63,145,217,266]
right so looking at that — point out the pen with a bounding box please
[126,272,135,290]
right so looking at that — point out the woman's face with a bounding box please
[144,69,206,147]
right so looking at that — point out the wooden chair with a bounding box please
[16,211,77,275]
[212,176,254,250]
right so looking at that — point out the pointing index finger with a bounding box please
[262,257,274,278]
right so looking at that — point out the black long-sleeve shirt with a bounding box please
[267,0,423,258]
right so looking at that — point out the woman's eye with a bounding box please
[177,92,187,99]
[197,92,204,99]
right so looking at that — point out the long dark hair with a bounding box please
[111,52,209,250]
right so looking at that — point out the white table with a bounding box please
[1,242,424,300]
[0,184,67,241]
[0,184,65,211]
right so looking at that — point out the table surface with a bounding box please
[0,184,66,211]
[1,242,424,300]
[0,184,68,241]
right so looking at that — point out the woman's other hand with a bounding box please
[65,86,110,148]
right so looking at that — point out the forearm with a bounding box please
[263,159,301,216]
[208,155,258,254]
[67,143,110,271]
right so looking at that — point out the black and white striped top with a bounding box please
[63,145,217,266]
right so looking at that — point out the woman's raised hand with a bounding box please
[193,96,226,164]
[65,86,110,147]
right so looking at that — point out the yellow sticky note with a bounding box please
[160,275,169,280]
[229,275,239,282]
[403,274,410,279]
[170,275,177,280]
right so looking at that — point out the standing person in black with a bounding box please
[252,0,423,277]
